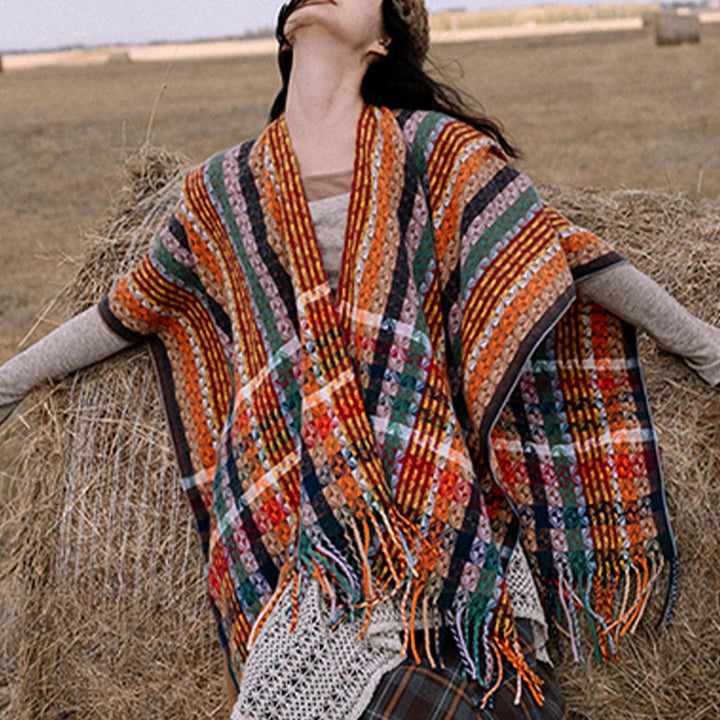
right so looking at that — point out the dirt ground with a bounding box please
[1,24,719,365]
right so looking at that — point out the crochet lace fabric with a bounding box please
[232,580,404,720]
[506,548,550,664]
[232,548,549,720]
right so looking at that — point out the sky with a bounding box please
[2,0,653,54]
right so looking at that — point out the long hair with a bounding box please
[271,0,519,158]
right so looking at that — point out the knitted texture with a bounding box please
[232,580,403,720]
[309,191,552,663]
[506,548,550,664]
[233,554,546,720]
[102,106,675,704]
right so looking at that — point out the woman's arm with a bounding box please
[577,263,720,385]
[0,306,134,425]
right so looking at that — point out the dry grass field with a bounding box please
[1,24,720,364]
[1,18,720,720]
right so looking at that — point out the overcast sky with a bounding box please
[2,0,652,54]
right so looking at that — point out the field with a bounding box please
[1,17,720,720]
[1,23,720,363]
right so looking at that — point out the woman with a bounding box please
[1,1,719,718]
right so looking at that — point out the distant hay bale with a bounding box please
[1,152,718,719]
[107,50,132,64]
[642,11,657,29]
[655,10,701,45]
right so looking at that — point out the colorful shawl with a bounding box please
[101,106,676,703]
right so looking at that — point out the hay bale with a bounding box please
[1,162,718,719]
[655,10,701,45]
[642,11,658,29]
[541,186,720,720]
[107,50,131,64]
[1,146,227,720]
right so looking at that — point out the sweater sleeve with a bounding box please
[0,306,133,426]
[577,263,720,386]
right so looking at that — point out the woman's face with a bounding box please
[283,0,386,57]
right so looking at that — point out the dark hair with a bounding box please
[271,0,519,159]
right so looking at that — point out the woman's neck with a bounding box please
[284,37,367,177]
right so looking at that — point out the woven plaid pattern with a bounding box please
[102,106,675,703]
[490,299,677,661]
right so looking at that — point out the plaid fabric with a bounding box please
[489,299,678,661]
[103,106,675,701]
[361,621,566,720]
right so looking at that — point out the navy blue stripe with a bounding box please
[236,142,300,336]
[362,171,417,420]
[460,165,520,238]
[441,166,520,340]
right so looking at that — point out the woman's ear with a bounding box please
[368,37,391,58]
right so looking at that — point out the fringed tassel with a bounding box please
[436,606,446,670]
[422,593,437,669]
[435,586,545,710]
[486,587,544,708]
[287,494,424,645]
[479,643,504,708]
[450,595,478,679]
[276,483,571,713]
[408,583,426,664]
[399,578,414,658]
[556,566,584,663]
[579,570,613,661]
[494,635,544,707]
[551,546,673,664]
